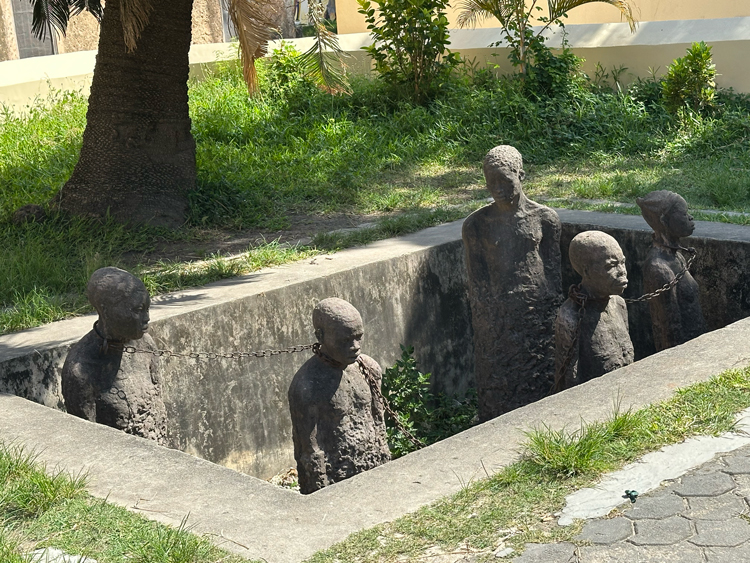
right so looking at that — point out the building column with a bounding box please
[0,0,20,61]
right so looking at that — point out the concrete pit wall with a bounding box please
[0,210,749,479]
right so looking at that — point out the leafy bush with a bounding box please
[662,41,716,115]
[524,42,584,99]
[382,345,477,458]
[627,74,665,111]
[357,0,460,103]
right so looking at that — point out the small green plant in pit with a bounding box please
[662,41,717,116]
[309,367,750,562]
[382,345,478,458]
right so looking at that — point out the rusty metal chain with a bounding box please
[356,356,425,450]
[111,342,316,360]
[625,246,697,304]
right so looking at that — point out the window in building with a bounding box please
[11,0,57,58]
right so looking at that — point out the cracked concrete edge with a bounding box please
[2,315,750,563]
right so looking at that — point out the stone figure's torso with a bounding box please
[61,330,168,445]
[556,296,634,388]
[643,246,706,351]
[462,201,562,420]
[288,354,390,494]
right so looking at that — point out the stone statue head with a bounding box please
[313,298,364,367]
[636,190,695,240]
[483,145,525,206]
[87,267,151,342]
[569,231,628,298]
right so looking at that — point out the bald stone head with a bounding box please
[569,231,628,299]
[637,190,695,241]
[313,298,364,367]
[87,267,150,342]
[483,145,525,206]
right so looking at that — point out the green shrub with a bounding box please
[662,41,716,115]
[357,0,460,103]
[524,42,584,99]
[382,345,477,458]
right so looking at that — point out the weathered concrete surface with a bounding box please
[0,221,474,479]
[2,315,750,562]
[1,212,749,480]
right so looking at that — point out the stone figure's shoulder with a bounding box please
[556,298,580,330]
[357,354,382,377]
[288,356,325,403]
[643,251,676,283]
[610,295,629,317]
[527,200,561,225]
[63,331,100,374]
[463,204,494,232]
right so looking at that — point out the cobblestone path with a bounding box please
[513,443,750,562]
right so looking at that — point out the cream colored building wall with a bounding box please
[339,0,750,35]
[0,0,19,61]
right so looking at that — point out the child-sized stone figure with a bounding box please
[462,145,562,421]
[288,298,390,494]
[555,231,634,391]
[61,267,168,445]
[637,190,706,352]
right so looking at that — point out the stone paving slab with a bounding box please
[578,543,704,562]
[690,519,750,547]
[523,444,750,562]
[684,494,747,521]
[675,472,737,497]
[577,518,633,544]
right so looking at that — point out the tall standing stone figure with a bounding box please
[288,298,391,494]
[61,267,168,444]
[637,190,706,351]
[555,231,634,390]
[463,145,562,421]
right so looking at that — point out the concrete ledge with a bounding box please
[1,211,749,481]
[2,314,749,563]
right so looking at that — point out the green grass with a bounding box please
[0,441,251,563]
[1,49,750,334]
[307,366,750,562]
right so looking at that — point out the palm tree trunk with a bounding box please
[56,0,196,228]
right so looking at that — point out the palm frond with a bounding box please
[70,0,104,22]
[30,0,71,40]
[299,0,351,95]
[227,0,281,94]
[120,0,154,51]
[456,0,519,29]
[548,0,636,31]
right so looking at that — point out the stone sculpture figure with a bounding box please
[462,145,562,421]
[61,267,168,444]
[637,190,706,351]
[288,298,390,494]
[555,231,634,390]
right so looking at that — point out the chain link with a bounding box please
[356,357,425,450]
[625,246,697,304]
[112,343,316,360]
